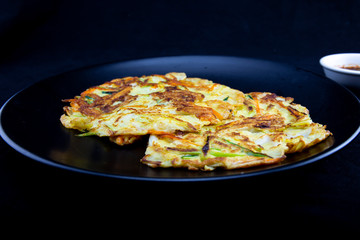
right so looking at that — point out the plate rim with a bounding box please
[1,55,360,182]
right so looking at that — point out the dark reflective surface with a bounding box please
[1,56,359,181]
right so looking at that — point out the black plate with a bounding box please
[1,56,359,181]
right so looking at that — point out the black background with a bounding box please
[1,0,360,232]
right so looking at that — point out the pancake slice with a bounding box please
[60,72,245,144]
[141,92,331,171]
[141,127,287,171]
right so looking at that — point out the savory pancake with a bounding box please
[60,72,245,145]
[141,92,331,171]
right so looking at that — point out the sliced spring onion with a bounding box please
[181,153,201,159]
[246,94,254,100]
[101,91,116,95]
[209,149,245,157]
[84,95,94,104]
[77,132,97,137]
[222,138,270,158]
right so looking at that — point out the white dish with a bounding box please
[320,53,360,88]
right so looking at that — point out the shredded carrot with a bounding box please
[81,88,95,96]
[148,130,172,135]
[160,134,184,140]
[167,79,195,88]
[124,105,146,108]
[155,133,202,146]
[211,108,224,120]
[254,97,261,114]
[209,83,217,91]
[116,137,124,145]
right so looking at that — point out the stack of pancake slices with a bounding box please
[61,72,331,171]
